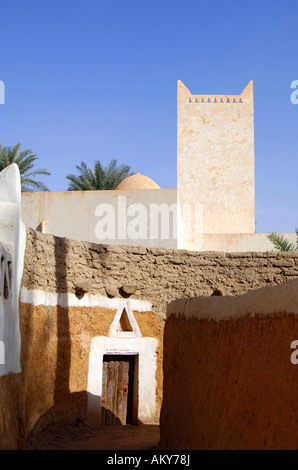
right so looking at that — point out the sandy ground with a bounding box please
[26,423,160,450]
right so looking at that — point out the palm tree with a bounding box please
[0,143,51,191]
[66,159,133,190]
[267,229,298,251]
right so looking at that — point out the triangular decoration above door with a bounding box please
[109,301,142,338]
[117,308,133,332]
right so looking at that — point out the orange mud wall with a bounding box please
[160,280,298,450]
[20,302,164,438]
[18,228,165,440]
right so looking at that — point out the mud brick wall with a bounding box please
[22,228,298,319]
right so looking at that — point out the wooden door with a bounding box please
[101,354,135,425]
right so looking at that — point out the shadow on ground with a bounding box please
[26,423,160,450]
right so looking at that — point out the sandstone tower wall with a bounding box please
[177,80,255,249]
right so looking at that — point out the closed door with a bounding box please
[101,354,135,425]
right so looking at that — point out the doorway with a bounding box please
[87,335,158,426]
[101,354,136,425]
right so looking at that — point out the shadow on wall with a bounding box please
[54,236,71,404]
[20,230,114,444]
[26,391,124,443]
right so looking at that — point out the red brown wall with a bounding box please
[0,374,22,449]
[160,281,298,450]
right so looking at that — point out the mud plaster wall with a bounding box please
[20,302,163,437]
[160,282,298,450]
[22,228,298,320]
[0,373,22,449]
[20,228,298,439]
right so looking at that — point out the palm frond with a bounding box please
[21,177,50,192]
[66,158,134,191]
[295,228,298,249]
[0,142,51,191]
[267,232,297,251]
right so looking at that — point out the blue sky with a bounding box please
[0,0,297,233]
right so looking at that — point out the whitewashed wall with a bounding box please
[21,188,179,248]
[0,164,26,376]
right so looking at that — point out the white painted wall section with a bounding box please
[0,164,26,377]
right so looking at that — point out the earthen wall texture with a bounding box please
[0,373,22,449]
[20,303,164,437]
[20,229,168,437]
[22,228,298,319]
[19,229,298,446]
[160,314,298,450]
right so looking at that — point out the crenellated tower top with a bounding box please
[177,80,253,104]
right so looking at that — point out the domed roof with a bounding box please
[115,172,161,190]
